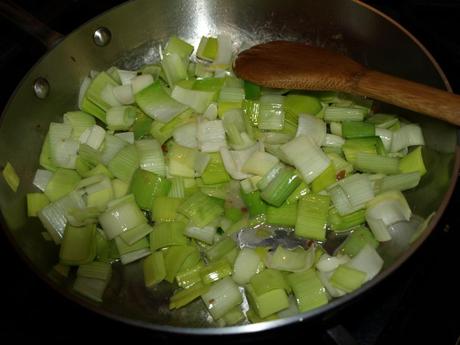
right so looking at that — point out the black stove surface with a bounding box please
[0,1,459,343]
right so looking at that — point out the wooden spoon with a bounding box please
[234,41,460,126]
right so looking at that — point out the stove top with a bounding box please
[0,1,459,343]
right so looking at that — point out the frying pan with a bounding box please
[0,0,458,335]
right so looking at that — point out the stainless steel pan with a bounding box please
[0,0,458,335]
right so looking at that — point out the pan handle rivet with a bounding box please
[93,27,111,47]
[33,77,50,99]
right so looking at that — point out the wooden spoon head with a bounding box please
[234,41,366,92]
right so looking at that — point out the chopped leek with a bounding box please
[2,162,20,192]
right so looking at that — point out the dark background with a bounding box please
[0,0,459,343]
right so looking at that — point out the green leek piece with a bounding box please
[379,172,421,193]
[165,36,194,60]
[84,71,119,114]
[221,306,245,325]
[27,193,50,217]
[135,81,188,122]
[77,261,112,281]
[269,246,310,272]
[245,284,289,319]
[250,269,289,295]
[130,169,171,210]
[197,36,218,61]
[399,146,426,176]
[81,163,113,179]
[240,190,267,218]
[225,217,249,235]
[205,236,236,261]
[200,259,233,284]
[243,99,260,126]
[106,106,137,131]
[256,163,284,190]
[95,230,119,264]
[342,137,379,163]
[224,247,240,266]
[295,193,330,241]
[168,143,197,178]
[328,207,366,232]
[224,207,243,223]
[164,245,197,283]
[73,275,109,302]
[63,111,96,140]
[324,106,367,122]
[176,262,205,289]
[151,196,183,222]
[311,163,336,193]
[78,144,100,167]
[170,282,210,310]
[367,113,399,128]
[336,226,379,257]
[327,152,353,177]
[354,152,400,174]
[287,269,328,312]
[330,265,366,292]
[59,224,97,266]
[80,96,107,123]
[201,277,243,320]
[132,111,153,140]
[115,236,150,264]
[285,181,310,205]
[178,192,224,227]
[244,81,261,100]
[120,223,153,246]
[266,203,297,226]
[261,167,302,207]
[44,168,81,202]
[284,94,322,121]
[39,134,57,172]
[341,121,375,138]
[258,95,285,130]
[112,178,129,198]
[246,308,278,323]
[2,162,20,192]
[162,52,189,87]
[53,263,71,277]
[107,144,139,182]
[150,221,187,251]
[201,152,231,184]
[98,196,146,239]
[179,247,202,272]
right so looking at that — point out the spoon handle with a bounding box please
[354,70,460,126]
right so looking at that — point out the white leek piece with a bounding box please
[390,124,425,152]
[197,119,227,152]
[115,132,135,144]
[100,84,122,107]
[328,174,374,216]
[33,169,53,192]
[162,53,188,86]
[232,248,261,285]
[117,69,137,85]
[79,125,106,150]
[316,253,350,273]
[281,135,330,183]
[203,102,218,120]
[347,244,383,281]
[258,95,285,130]
[323,134,345,148]
[100,134,127,165]
[173,122,198,148]
[211,34,233,69]
[131,74,154,94]
[184,225,216,244]
[375,127,393,152]
[366,190,412,242]
[296,114,326,146]
[106,106,137,131]
[220,143,260,180]
[201,277,243,320]
[48,122,78,169]
[98,195,147,239]
[112,84,135,104]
